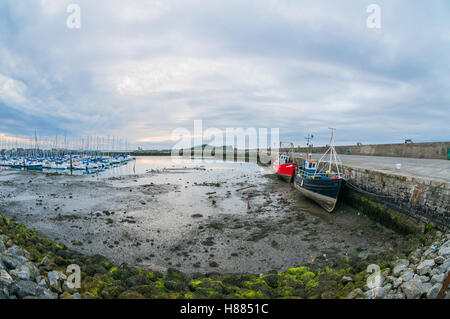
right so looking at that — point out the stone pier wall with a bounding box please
[296,142,450,160]
[342,165,450,230]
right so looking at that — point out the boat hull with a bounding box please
[273,163,297,183]
[294,175,345,213]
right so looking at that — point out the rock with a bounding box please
[39,289,58,299]
[0,289,8,299]
[393,259,409,276]
[439,247,450,258]
[409,249,422,264]
[431,273,445,284]
[401,280,423,299]
[0,269,14,287]
[13,280,41,298]
[417,275,430,283]
[383,283,392,292]
[36,276,48,288]
[393,277,403,288]
[420,282,433,296]
[62,281,77,294]
[417,260,435,275]
[341,276,353,284]
[47,271,61,291]
[365,287,384,299]
[0,240,6,253]
[401,270,414,282]
[7,246,24,257]
[434,256,445,265]
[441,240,450,249]
[345,288,366,299]
[438,259,450,273]
[426,283,442,299]
[10,264,33,281]
[430,268,440,277]
[0,255,20,270]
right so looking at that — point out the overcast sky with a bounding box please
[0,0,449,149]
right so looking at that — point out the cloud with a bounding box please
[0,0,449,148]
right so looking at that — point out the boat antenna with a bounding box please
[305,133,314,160]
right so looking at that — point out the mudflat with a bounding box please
[0,157,406,275]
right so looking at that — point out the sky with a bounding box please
[0,0,449,149]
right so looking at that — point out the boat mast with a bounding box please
[305,133,314,161]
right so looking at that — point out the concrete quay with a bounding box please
[260,152,449,230]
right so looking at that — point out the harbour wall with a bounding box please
[342,164,450,231]
[295,142,450,160]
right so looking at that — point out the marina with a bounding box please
[0,154,135,174]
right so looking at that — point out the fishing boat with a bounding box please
[272,142,297,183]
[293,129,345,213]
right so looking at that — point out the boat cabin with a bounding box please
[302,159,318,177]
[279,154,291,165]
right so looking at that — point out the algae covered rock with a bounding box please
[118,291,145,299]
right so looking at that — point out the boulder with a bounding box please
[409,249,422,264]
[400,270,414,282]
[434,256,445,265]
[13,280,41,298]
[441,240,450,249]
[0,255,20,270]
[10,264,33,281]
[47,271,61,292]
[401,280,423,299]
[416,260,435,275]
[438,260,450,274]
[0,269,14,287]
[36,276,48,288]
[62,281,78,294]
[431,273,445,284]
[365,287,385,299]
[439,247,450,258]
[7,246,24,257]
[345,288,367,299]
[39,289,58,299]
[341,276,353,284]
[393,277,403,288]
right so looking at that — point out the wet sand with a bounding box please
[0,157,405,275]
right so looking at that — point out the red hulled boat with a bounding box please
[273,143,297,183]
